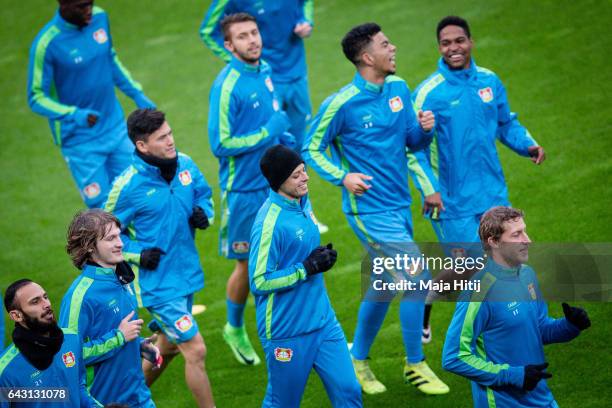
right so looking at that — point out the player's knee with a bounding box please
[182,337,207,365]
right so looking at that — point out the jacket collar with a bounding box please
[352,72,384,94]
[53,10,81,31]
[269,190,308,212]
[82,263,119,282]
[132,151,180,178]
[437,57,478,85]
[230,56,264,75]
[484,258,522,279]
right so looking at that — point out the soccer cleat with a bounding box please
[404,360,450,395]
[222,323,261,366]
[348,343,387,395]
[422,324,432,344]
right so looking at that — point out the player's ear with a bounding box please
[487,236,500,249]
[135,140,147,154]
[8,309,23,323]
[361,51,374,67]
[224,40,235,53]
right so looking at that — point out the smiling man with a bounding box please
[208,13,296,368]
[303,23,447,395]
[0,280,99,407]
[442,206,590,407]
[27,0,155,208]
[104,109,215,408]
[59,209,157,407]
[407,16,547,339]
[249,144,361,407]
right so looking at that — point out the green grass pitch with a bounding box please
[1,0,611,406]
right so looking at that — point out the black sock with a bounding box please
[423,303,433,328]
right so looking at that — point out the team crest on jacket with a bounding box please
[232,241,249,254]
[478,87,494,103]
[174,315,193,333]
[528,283,537,300]
[274,347,293,362]
[388,96,404,112]
[83,182,101,199]
[179,170,192,186]
[62,351,76,368]
[93,28,108,44]
[265,77,274,92]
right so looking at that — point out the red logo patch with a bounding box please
[93,28,108,44]
[83,182,101,199]
[388,96,404,112]
[274,347,293,362]
[478,87,494,103]
[179,170,192,186]
[232,241,249,254]
[174,315,193,333]
[62,351,76,368]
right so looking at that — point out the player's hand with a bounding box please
[523,362,552,391]
[118,311,144,342]
[528,145,546,165]
[140,247,165,270]
[423,192,445,218]
[279,132,296,149]
[73,109,100,128]
[417,110,435,132]
[189,206,210,230]
[342,173,373,196]
[140,334,163,370]
[562,302,591,330]
[303,243,337,275]
[264,111,291,137]
[134,93,156,109]
[293,22,313,38]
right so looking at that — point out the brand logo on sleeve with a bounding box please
[93,28,108,44]
[478,87,494,103]
[83,182,101,199]
[388,96,404,112]
[274,347,293,362]
[174,315,193,333]
[178,170,192,186]
[62,351,76,368]
[528,283,537,300]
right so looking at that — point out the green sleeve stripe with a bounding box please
[476,66,494,76]
[67,277,95,331]
[413,73,444,111]
[200,0,232,62]
[104,166,138,213]
[130,264,143,308]
[307,85,360,181]
[0,345,18,376]
[407,152,436,196]
[218,69,268,149]
[253,204,307,291]
[385,75,405,83]
[226,157,236,191]
[61,327,77,335]
[303,0,314,22]
[31,25,75,116]
[111,47,143,91]
[265,293,275,339]
[92,6,104,15]
[83,330,125,360]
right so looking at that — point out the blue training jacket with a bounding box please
[442,260,580,408]
[27,6,150,147]
[104,152,214,308]
[0,328,100,407]
[208,57,280,192]
[58,264,152,407]
[408,58,538,219]
[303,72,433,215]
[200,0,313,83]
[249,191,335,341]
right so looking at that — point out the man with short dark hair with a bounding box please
[304,23,448,395]
[207,13,295,367]
[249,144,362,407]
[442,206,590,407]
[59,209,157,407]
[104,109,215,408]
[0,279,99,407]
[27,0,155,208]
[407,16,546,338]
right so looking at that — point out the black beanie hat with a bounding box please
[260,144,305,192]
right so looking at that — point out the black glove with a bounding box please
[189,206,209,230]
[562,302,591,330]
[140,247,164,270]
[523,363,552,391]
[303,243,337,275]
[115,261,135,284]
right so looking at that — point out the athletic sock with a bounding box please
[351,301,390,360]
[226,298,246,328]
[400,300,425,363]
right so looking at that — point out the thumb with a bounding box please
[122,310,135,322]
[540,371,553,379]
[326,243,333,250]
[358,173,373,180]
[534,362,549,371]
[417,109,424,118]
[562,302,571,315]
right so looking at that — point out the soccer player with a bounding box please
[207,13,295,366]
[249,144,362,407]
[104,109,215,408]
[442,206,591,407]
[27,0,155,208]
[0,279,99,407]
[59,209,158,407]
[200,0,314,152]
[303,23,449,395]
[407,16,546,339]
